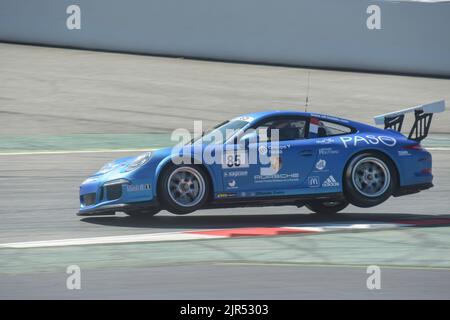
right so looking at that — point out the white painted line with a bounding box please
[0,232,225,248]
[0,148,156,156]
[285,222,411,231]
[426,147,450,151]
[283,227,325,232]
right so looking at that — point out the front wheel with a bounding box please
[344,152,397,208]
[305,200,349,214]
[158,165,210,215]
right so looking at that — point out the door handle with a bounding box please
[299,150,314,157]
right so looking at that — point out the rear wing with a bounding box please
[374,100,445,142]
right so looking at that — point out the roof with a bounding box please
[234,109,381,133]
[237,110,351,124]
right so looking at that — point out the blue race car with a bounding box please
[78,100,445,217]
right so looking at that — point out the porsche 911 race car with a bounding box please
[78,100,445,217]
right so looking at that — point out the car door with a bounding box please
[221,116,318,197]
[305,116,356,192]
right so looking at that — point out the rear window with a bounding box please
[310,118,353,137]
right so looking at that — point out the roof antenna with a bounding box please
[305,71,311,112]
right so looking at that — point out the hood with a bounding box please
[91,154,142,177]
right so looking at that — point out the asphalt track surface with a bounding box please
[2,264,450,300]
[1,43,450,299]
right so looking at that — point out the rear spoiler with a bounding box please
[374,100,445,142]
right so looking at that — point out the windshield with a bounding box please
[191,120,249,145]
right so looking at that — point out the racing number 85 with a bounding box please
[223,151,248,169]
[227,154,241,168]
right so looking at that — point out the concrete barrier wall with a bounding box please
[1,0,450,76]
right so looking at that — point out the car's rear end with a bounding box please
[393,139,434,196]
[374,100,445,197]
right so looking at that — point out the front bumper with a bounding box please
[77,200,159,216]
[79,176,155,216]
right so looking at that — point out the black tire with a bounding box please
[344,152,397,208]
[125,207,160,218]
[158,164,210,215]
[305,200,349,214]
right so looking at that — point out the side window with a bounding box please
[254,118,307,142]
[309,118,353,138]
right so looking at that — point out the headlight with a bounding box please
[97,161,117,175]
[103,178,130,186]
[125,152,152,172]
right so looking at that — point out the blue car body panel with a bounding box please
[78,110,433,214]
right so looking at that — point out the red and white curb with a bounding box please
[1,219,449,249]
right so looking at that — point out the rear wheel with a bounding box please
[344,152,396,208]
[158,165,210,215]
[305,200,349,214]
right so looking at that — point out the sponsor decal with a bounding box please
[255,191,273,196]
[260,155,283,176]
[126,184,151,192]
[308,176,320,187]
[227,179,238,189]
[240,191,256,197]
[272,144,291,150]
[267,144,291,154]
[271,156,282,173]
[340,135,397,148]
[319,147,339,155]
[254,173,300,183]
[217,192,237,198]
[254,190,285,196]
[315,159,327,171]
[322,175,339,187]
[258,145,268,154]
[317,138,335,145]
[224,170,248,178]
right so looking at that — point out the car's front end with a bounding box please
[78,152,159,216]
